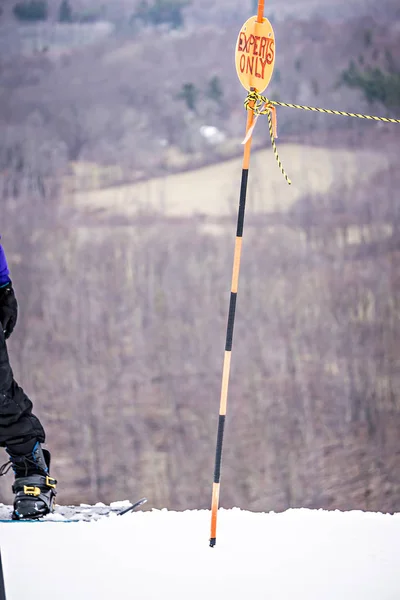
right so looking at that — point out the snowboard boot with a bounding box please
[6,441,57,520]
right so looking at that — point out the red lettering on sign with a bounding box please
[265,38,274,65]
[236,17,275,92]
[246,55,254,75]
[238,32,246,52]
[236,32,275,77]
[259,36,267,60]
[239,55,271,78]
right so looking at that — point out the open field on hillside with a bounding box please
[70,143,392,220]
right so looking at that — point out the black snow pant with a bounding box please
[0,327,45,453]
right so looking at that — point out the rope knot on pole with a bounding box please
[243,91,292,185]
[244,90,273,116]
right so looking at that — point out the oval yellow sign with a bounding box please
[235,16,275,93]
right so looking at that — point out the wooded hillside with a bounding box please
[0,0,399,511]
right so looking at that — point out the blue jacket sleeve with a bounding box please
[0,242,11,286]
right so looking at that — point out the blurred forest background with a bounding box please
[0,0,399,511]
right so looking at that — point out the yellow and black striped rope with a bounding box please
[244,92,274,116]
[266,110,291,185]
[244,90,400,124]
[243,93,292,184]
[244,90,400,185]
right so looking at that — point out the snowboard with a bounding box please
[0,498,148,523]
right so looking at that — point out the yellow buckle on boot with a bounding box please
[23,485,40,497]
[46,476,57,489]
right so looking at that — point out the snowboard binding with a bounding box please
[12,472,57,520]
[0,442,57,520]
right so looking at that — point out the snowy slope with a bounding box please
[0,506,399,600]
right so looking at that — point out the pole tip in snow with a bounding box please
[117,497,148,516]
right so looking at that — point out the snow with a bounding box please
[1,505,400,600]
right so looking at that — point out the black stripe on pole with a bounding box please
[213,415,226,483]
[225,292,237,351]
[0,549,6,600]
[236,169,248,237]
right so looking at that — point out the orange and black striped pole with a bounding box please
[209,0,275,547]
[209,107,254,549]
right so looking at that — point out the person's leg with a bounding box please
[0,328,56,518]
[0,320,45,447]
